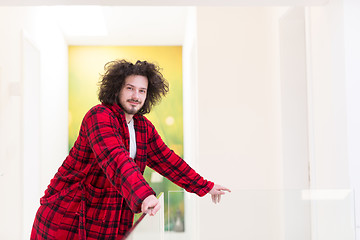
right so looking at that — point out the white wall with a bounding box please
[0,7,68,239]
[196,6,282,190]
[182,7,200,240]
[279,7,309,190]
[308,0,349,190]
[0,8,25,240]
[306,0,354,239]
[343,0,360,238]
[195,4,355,240]
[26,7,69,193]
[196,7,283,240]
[22,30,41,240]
[279,7,312,240]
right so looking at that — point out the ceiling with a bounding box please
[0,0,328,6]
[0,0,328,46]
[54,6,189,45]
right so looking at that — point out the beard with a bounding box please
[120,99,144,115]
[123,106,138,115]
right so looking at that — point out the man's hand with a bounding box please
[209,184,231,204]
[141,195,161,216]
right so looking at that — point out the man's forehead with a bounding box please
[124,75,148,88]
[125,83,148,89]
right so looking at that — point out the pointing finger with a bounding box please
[218,186,231,192]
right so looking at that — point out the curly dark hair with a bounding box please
[98,59,169,115]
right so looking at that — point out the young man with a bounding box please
[31,60,230,240]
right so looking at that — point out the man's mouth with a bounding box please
[127,99,140,105]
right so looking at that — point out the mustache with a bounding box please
[127,99,141,103]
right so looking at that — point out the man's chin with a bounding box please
[124,107,139,115]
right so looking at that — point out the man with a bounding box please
[31,60,230,240]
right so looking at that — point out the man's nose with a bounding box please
[132,90,140,99]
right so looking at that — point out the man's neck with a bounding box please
[125,113,133,124]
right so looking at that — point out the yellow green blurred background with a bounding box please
[68,46,184,231]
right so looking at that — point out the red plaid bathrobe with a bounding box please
[31,103,214,240]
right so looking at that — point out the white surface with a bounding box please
[0,0,329,6]
[307,0,353,239]
[22,31,41,240]
[59,6,188,46]
[196,189,354,240]
[0,7,68,239]
[279,7,309,190]
[182,7,200,240]
[196,6,283,239]
[344,0,360,238]
[279,8,311,240]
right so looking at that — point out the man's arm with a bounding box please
[84,105,156,213]
[145,120,214,197]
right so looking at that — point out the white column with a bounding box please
[344,1,360,239]
[22,31,42,240]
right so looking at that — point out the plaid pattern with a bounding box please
[31,104,214,240]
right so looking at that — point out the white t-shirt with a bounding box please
[127,119,137,159]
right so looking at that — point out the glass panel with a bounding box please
[168,189,356,240]
[123,192,164,240]
[167,191,185,232]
